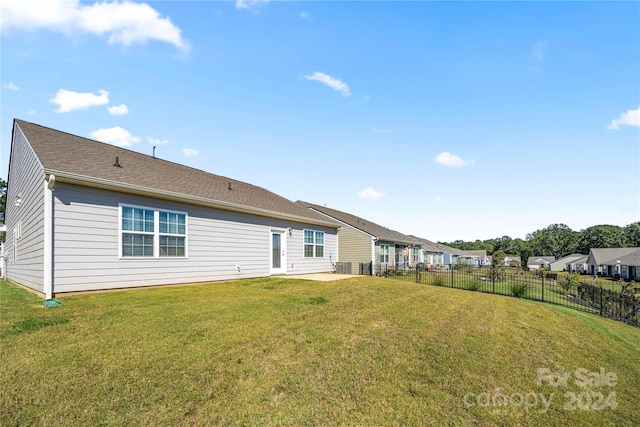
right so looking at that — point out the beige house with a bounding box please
[298,202,421,275]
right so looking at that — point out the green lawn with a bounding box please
[2,277,639,426]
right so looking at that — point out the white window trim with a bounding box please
[380,244,390,264]
[118,203,188,259]
[303,228,325,258]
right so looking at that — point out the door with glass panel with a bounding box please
[270,231,286,275]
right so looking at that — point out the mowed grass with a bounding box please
[1,277,639,426]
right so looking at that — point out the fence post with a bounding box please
[541,275,544,302]
[600,286,603,316]
[451,266,454,288]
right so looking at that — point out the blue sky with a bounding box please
[1,0,639,242]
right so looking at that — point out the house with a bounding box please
[3,119,340,298]
[503,255,521,268]
[298,202,421,275]
[586,248,640,280]
[457,250,489,267]
[550,253,586,272]
[410,236,450,269]
[566,255,588,274]
[527,256,555,270]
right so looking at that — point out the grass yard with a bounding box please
[2,277,639,426]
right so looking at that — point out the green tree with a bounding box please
[576,225,624,253]
[527,224,578,259]
[622,222,640,247]
[493,236,512,253]
[489,250,506,281]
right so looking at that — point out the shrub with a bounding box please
[467,278,481,292]
[511,283,528,298]
[535,265,548,278]
[561,273,580,293]
[432,274,446,286]
[456,264,472,273]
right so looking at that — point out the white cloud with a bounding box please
[0,0,189,51]
[50,89,109,113]
[607,106,640,130]
[183,148,199,158]
[91,126,140,147]
[147,136,168,145]
[3,82,19,90]
[107,104,129,116]
[358,187,384,200]
[531,40,548,62]
[303,72,351,97]
[434,152,471,168]
[236,0,269,10]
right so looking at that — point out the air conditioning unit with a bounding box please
[335,262,352,274]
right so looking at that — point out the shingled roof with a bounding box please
[410,235,463,255]
[589,248,640,266]
[297,201,420,245]
[13,119,337,227]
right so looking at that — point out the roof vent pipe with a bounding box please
[228,182,232,190]
[153,146,156,158]
[113,156,122,168]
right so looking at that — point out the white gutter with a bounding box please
[43,174,55,299]
[45,169,339,229]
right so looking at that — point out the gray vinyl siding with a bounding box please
[336,226,372,274]
[51,183,337,293]
[4,124,45,292]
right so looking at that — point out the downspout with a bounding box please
[43,174,55,300]
[371,237,378,275]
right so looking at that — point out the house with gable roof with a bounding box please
[586,247,640,280]
[3,119,339,298]
[410,236,448,268]
[298,201,421,275]
[566,255,588,274]
[527,256,556,270]
[550,253,586,272]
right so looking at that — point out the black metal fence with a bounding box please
[377,265,639,328]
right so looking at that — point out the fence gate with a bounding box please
[359,262,372,275]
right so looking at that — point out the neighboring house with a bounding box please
[550,254,586,272]
[566,255,588,274]
[4,119,340,298]
[298,202,421,275]
[586,248,640,280]
[504,255,521,267]
[527,256,556,270]
[410,236,449,268]
[457,250,488,267]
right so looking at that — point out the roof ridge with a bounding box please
[15,119,261,190]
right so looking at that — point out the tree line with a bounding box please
[443,222,640,262]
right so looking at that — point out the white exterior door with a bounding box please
[270,231,286,275]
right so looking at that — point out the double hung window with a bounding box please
[121,205,187,258]
[304,230,325,258]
